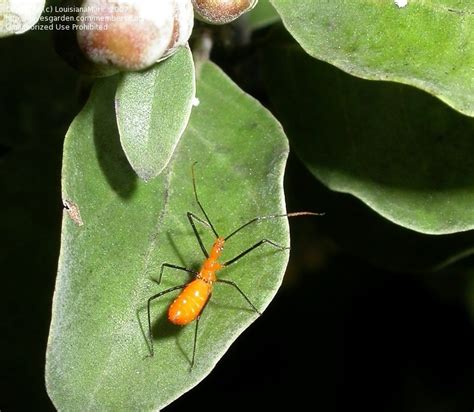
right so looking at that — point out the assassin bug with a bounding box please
[147,163,320,367]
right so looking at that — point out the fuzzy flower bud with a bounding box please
[0,0,45,37]
[77,0,194,71]
[191,0,258,25]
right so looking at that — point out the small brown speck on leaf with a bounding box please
[63,199,84,226]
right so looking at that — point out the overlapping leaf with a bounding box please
[116,47,195,181]
[263,34,474,234]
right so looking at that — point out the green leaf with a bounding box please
[248,0,280,30]
[270,0,474,116]
[285,162,474,273]
[115,47,195,181]
[46,62,291,410]
[263,33,474,235]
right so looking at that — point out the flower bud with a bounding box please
[54,0,119,77]
[0,0,45,37]
[160,0,194,61]
[77,0,194,71]
[191,0,258,25]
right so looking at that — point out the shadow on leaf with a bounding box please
[92,76,137,199]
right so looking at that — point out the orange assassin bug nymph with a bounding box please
[146,163,321,368]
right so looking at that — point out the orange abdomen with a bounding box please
[168,279,212,325]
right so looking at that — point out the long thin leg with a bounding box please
[156,262,196,284]
[223,239,289,267]
[191,293,212,369]
[224,212,322,241]
[187,212,212,258]
[191,162,219,238]
[147,284,187,357]
[216,279,261,315]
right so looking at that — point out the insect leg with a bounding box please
[187,212,213,258]
[216,279,261,315]
[156,263,197,284]
[147,284,187,357]
[223,239,289,267]
[191,162,219,238]
[191,293,212,369]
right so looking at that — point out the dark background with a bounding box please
[1,26,474,412]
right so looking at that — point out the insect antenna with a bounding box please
[224,211,323,241]
[192,162,219,238]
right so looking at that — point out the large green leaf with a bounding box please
[263,32,474,235]
[270,0,474,116]
[46,62,291,410]
[285,158,474,273]
[115,47,195,181]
